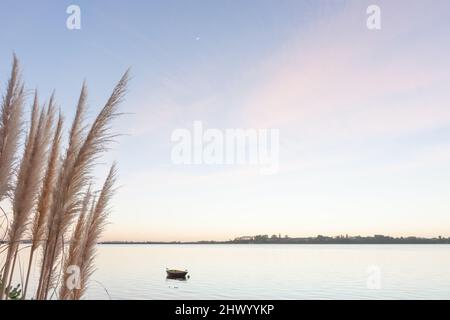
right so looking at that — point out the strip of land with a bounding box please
[98,234,450,245]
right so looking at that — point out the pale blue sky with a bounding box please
[1,0,450,241]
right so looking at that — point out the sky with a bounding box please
[1,0,450,241]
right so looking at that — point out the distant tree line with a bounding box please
[230,234,450,244]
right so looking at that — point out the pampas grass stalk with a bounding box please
[38,71,128,300]
[0,55,24,203]
[1,92,54,299]
[0,58,24,296]
[36,84,87,299]
[58,188,91,300]
[72,164,116,300]
[23,107,62,299]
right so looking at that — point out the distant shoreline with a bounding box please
[98,234,450,245]
[8,235,449,246]
[98,242,450,245]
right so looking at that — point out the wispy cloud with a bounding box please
[240,0,450,141]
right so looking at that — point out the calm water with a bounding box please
[87,244,450,299]
[13,244,450,299]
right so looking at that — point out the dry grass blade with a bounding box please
[1,93,53,299]
[23,105,62,298]
[0,54,24,202]
[31,109,62,252]
[73,164,117,300]
[0,56,24,299]
[36,83,88,299]
[59,188,91,300]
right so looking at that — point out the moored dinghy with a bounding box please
[166,268,188,279]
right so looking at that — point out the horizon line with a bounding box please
[99,233,450,244]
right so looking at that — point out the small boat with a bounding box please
[166,268,188,279]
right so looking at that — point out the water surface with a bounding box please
[79,244,450,299]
